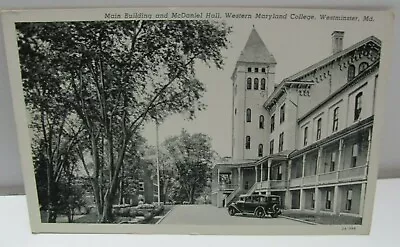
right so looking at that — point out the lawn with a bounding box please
[283,211,362,225]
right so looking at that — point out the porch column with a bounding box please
[359,183,367,217]
[315,187,321,213]
[301,154,306,186]
[365,128,372,177]
[255,165,258,183]
[287,160,292,181]
[267,159,272,180]
[237,167,242,190]
[260,162,264,181]
[337,139,344,181]
[217,168,220,185]
[316,148,322,183]
[284,190,291,209]
[299,189,305,210]
[333,185,342,215]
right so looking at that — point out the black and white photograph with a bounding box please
[0,7,394,234]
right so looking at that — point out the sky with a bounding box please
[142,15,387,159]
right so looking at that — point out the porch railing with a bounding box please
[225,186,242,206]
[245,182,260,196]
[338,165,367,182]
[318,171,338,184]
[303,175,317,186]
[270,180,287,189]
[259,180,271,189]
[219,183,238,190]
[289,177,302,187]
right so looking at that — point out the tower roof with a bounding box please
[237,27,276,64]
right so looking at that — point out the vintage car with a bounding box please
[227,194,282,218]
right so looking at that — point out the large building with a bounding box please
[211,28,381,219]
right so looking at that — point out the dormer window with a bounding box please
[359,62,368,72]
[348,64,356,81]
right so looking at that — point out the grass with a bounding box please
[283,211,362,225]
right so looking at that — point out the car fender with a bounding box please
[253,206,266,215]
[229,204,242,213]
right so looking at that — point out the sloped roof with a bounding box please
[237,28,276,64]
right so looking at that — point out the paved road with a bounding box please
[159,205,306,225]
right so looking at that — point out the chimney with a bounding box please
[331,31,344,54]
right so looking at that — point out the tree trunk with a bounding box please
[46,160,57,223]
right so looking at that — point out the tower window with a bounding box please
[247,78,252,90]
[332,107,339,132]
[359,62,368,72]
[254,78,259,90]
[261,68,266,73]
[248,67,252,72]
[255,68,259,73]
[303,127,308,146]
[246,108,252,122]
[316,118,322,141]
[354,92,362,121]
[269,140,274,154]
[258,144,263,157]
[245,136,251,149]
[259,115,264,129]
[261,78,266,90]
[348,64,356,81]
[279,104,285,124]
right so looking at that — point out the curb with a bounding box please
[280,215,319,225]
[155,205,176,224]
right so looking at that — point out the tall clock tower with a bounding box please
[231,27,277,160]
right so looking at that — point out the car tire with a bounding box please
[271,212,279,218]
[228,207,236,216]
[255,208,265,218]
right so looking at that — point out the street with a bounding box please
[159,205,307,225]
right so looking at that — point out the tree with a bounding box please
[163,129,217,203]
[17,20,231,222]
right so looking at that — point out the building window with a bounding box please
[346,189,353,211]
[258,144,263,157]
[248,67,252,72]
[277,165,282,180]
[279,132,284,152]
[359,62,368,72]
[332,107,339,132]
[303,127,308,146]
[247,78,252,90]
[311,192,315,209]
[280,104,285,124]
[245,181,249,190]
[259,115,264,129]
[234,84,237,95]
[234,108,237,115]
[261,78,266,90]
[246,108,252,122]
[326,191,332,210]
[330,152,336,172]
[139,181,145,192]
[354,92,362,121]
[351,144,359,167]
[348,64,356,81]
[316,118,322,141]
[245,136,251,149]
[270,114,275,132]
[262,68,266,73]
[254,78,259,90]
[269,140,274,154]
[255,68,259,73]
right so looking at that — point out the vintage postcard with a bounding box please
[0,6,394,235]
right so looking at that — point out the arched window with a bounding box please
[254,78,259,90]
[247,78,252,90]
[259,115,264,129]
[359,62,368,72]
[303,127,308,146]
[261,78,266,90]
[245,136,251,149]
[354,92,363,121]
[234,84,238,95]
[258,144,263,157]
[348,64,356,81]
[246,108,252,122]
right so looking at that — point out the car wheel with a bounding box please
[255,208,265,218]
[228,207,236,216]
[271,212,279,218]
